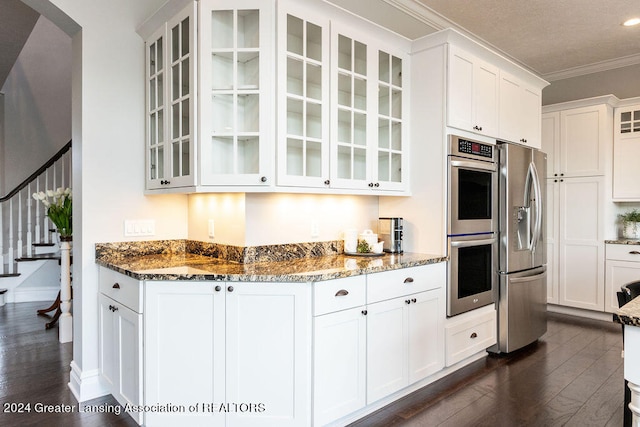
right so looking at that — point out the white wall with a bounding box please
[1,15,71,194]
[188,193,379,247]
[24,0,187,402]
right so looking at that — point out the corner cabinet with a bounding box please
[142,0,410,194]
[145,2,197,190]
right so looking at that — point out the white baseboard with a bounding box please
[547,304,613,322]
[68,360,110,403]
[11,287,59,303]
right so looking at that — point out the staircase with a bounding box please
[0,141,71,304]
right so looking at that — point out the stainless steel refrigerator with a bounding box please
[490,142,547,354]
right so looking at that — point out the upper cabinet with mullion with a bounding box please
[277,2,330,189]
[199,0,274,187]
[145,2,197,190]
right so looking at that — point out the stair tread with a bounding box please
[16,253,61,262]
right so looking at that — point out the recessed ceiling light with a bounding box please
[623,18,640,26]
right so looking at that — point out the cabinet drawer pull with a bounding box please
[470,332,478,339]
[112,283,120,289]
[335,289,349,297]
[404,277,414,283]
[629,251,640,255]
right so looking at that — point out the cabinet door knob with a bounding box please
[405,299,411,304]
[335,289,349,297]
[260,176,267,183]
[404,277,414,283]
[630,251,640,255]
[160,180,171,185]
[112,283,120,289]
[520,138,527,143]
[215,285,221,292]
[109,305,119,312]
[324,180,330,186]
[470,332,478,339]
[227,286,234,292]
[411,298,417,303]
[374,182,380,188]
[368,182,374,188]
[473,125,483,131]
[361,310,368,316]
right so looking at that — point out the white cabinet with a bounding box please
[447,46,499,138]
[550,176,605,311]
[499,71,542,148]
[144,281,310,427]
[605,244,640,313]
[145,2,197,190]
[313,276,367,426]
[613,104,640,200]
[542,100,614,311]
[542,104,611,178]
[98,269,143,425]
[444,306,496,366]
[365,265,444,404]
[277,3,409,192]
[277,4,330,188]
[198,0,274,186]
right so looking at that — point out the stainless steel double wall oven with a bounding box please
[447,135,497,317]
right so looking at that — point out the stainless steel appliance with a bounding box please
[447,135,498,317]
[490,142,547,353]
[378,217,403,253]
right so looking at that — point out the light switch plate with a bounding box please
[124,219,156,237]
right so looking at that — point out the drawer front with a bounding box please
[445,309,496,367]
[99,268,143,313]
[367,263,445,304]
[314,275,366,316]
[606,244,640,262]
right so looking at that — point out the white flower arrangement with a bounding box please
[33,187,72,238]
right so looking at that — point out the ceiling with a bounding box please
[1,0,639,87]
[329,0,640,81]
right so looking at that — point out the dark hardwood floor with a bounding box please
[351,312,625,427]
[0,302,625,426]
[0,301,137,427]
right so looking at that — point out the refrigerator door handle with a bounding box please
[529,161,543,252]
[509,270,547,284]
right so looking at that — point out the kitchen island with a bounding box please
[97,240,486,427]
[616,297,640,426]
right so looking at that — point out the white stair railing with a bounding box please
[0,141,72,275]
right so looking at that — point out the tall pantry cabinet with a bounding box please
[542,97,615,312]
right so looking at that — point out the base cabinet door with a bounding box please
[366,297,408,403]
[144,282,223,427]
[313,306,366,426]
[144,281,310,427]
[407,290,444,383]
[99,294,143,425]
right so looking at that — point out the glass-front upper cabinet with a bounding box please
[199,0,273,186]
[145,2,196,190]
[277,4,330,188]
[329,23,408,191]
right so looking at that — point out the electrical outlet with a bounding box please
[208,219,215,238]
[311,220,320,238]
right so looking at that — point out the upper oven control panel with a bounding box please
[449,135,495,162]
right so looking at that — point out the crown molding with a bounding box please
[542,53,640,82]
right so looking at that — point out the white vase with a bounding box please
[623,222,640,239]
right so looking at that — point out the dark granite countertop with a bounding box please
[616,297,640,327]
[96,251,447,283]
[605,239,640,245]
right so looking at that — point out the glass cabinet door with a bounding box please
[277,6,329,188]
[145,3,196,190]
[376,49,406,190]
[199,0,273,186]
[331,32,370,189]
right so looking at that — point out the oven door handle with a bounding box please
[449,159,497,172]
[450,237,496,248]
